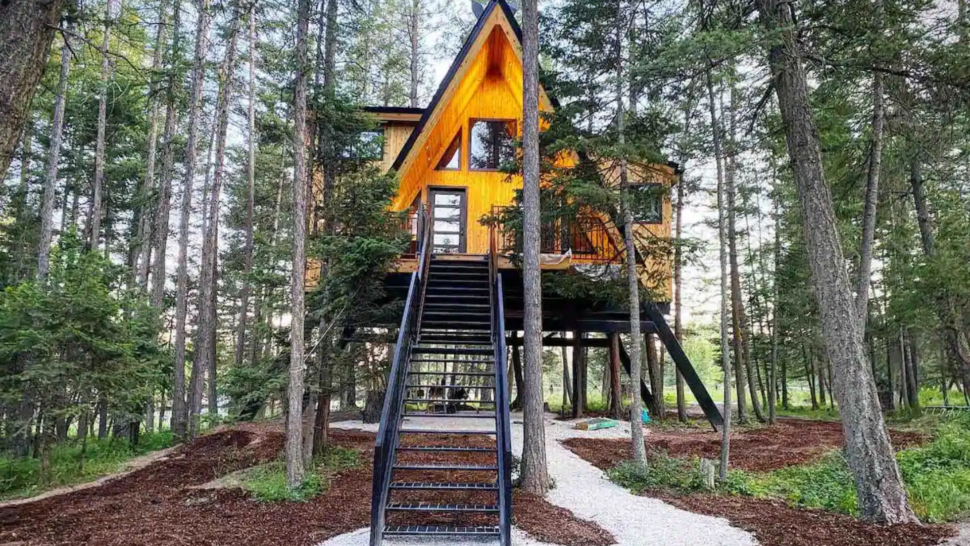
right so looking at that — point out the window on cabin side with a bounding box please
[346,129,384,160]
[470,120,516,170]
[436,132,461,170]
[631,183,664,224]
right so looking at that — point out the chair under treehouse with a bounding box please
[306,1,724,543]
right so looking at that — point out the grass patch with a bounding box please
[607,451,709,495]
[243,446,359,502]
[0,431,174,501]
[722,414,970,523]
[604,414,970,523]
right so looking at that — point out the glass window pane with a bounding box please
[434,220,461,233]
[436,133,461,170]
[344,130,384,160]
[434,208,461,221]
[434,234,458,246]
[470,120,516,170]
[434,193,461,206]
[632,184,664,223]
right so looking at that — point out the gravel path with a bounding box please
[322,413,757,546]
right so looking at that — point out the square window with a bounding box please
[470,120,516,170]
[345,130,384,160]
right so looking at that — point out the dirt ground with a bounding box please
[659,494,951,546]
[0,424,613,546]
[562,418,951,546]
[562,418,927,473]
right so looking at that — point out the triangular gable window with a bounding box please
[436,132,462,170]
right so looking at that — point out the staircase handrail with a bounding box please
[489,234,513,546]
[370,203,431,546]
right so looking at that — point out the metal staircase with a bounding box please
[370,214,512,545]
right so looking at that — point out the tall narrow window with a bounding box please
[470,119,516,170]
[436,132,461,170]
[631,183,664,224]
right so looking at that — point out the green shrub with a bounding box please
[607,452,707,494]
[724,414,970,523]
[737,452,859,515]
[0,430,174,500]
[896,415,970,522]
[243,446,359,503]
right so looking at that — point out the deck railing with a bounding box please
[488,227,513,546]
[370,204,431,546]
[489,205,624,264]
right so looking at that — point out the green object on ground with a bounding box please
[575,418,619,431]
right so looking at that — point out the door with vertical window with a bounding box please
[430,189,466,254]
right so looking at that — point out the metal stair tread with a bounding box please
[403,399,497,405]
[398,428,496,435]
[407,371,494,377]
[396,445,496,453]
[393,463,498,471]
[389,481,498,490]
[403,412,496,419]
[382,525,500,537]
[385,502,499,513]
[406,384,494,389]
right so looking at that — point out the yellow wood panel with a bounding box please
[380,123,414,173]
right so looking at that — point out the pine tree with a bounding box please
[519,0,550,495]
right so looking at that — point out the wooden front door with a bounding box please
[430,189,466,254]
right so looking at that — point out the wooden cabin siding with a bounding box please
[379,123,414,173]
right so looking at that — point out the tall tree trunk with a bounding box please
[519,0,550,495]
[769,195,781,423]
[151,0,182,311]
[674,165,688,422]
[190,4,241,437]
[135,0,172,288]
[510,341,524,410]
[614,0,646,467]
[37,29,72,282]
[609,334,623,419]
[701,30,732,479]
[724,85,761,424]
[644,334,664,418]
[854,0,885,323]
[235,9,258,369]
[560,334,572,412]
[0,0,67,178]
[909,154,970,396]
[287,0,311,490]
[312,328,333,456]
[172,0,211,442]
[89,0,121,250]
[407,0,420,107]
[906,337,921,411]
[757,0,916,523]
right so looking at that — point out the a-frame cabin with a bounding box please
[351,1,723,544]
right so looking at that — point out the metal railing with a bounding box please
[490,205,624,264]
[488,227,513,546]
[369,204,431,546]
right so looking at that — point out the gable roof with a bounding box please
[389,0,548,173]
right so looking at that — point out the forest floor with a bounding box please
[563,418,954,546]
[0,417,957,546]
[0,420,610,546]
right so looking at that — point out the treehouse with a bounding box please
[316,1,722,544]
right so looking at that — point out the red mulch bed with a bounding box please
[0,426,612,546]
[658,494,952,546]
[562,419,928,473]
[561,419,953,546]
